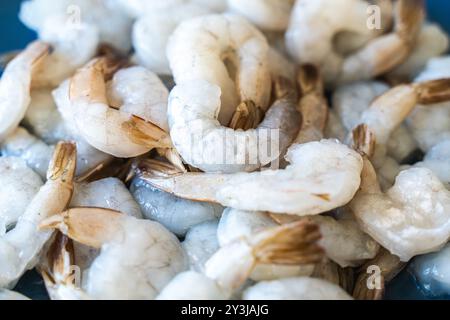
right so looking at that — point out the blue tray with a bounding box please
[1,0,449,300]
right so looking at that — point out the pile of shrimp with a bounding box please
[1,0,450,300]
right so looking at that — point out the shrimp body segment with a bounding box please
[143,140,363,215]
[69,59,173,158]
[0,42,49,141]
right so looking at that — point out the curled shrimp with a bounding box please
[167,13,272,125]
[69,58,175,158]
[228,0,295,32]
[217,209,316,281]
[286,0,424,85]
[141,139,363,216]
[40,208,187,299]
[406,56,450,151]
[144,64,362,214]
[350,158,450,262]
[167,76,300,173]
[0,142,76,288]
[157,219,323,300]
[0,41,49,141]
[351,78,450,160]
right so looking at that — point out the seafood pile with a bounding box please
[0,0,449,300]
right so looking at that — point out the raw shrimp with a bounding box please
[131,161,223,236]
[286,0,424,85]
[311,259,355,294]
[182,221,220,273]
[228,0,295,31]
[167,76,300,173]
[69,58,174,158]
[243,277,352,300]
[0,289,30,300]
[0,142,76,288]
[351,78,450,161]
[167,13,272,125]
[142,139,363,216]
[324,110,347,142]
[333,81,418,163]
[1,127,54,179]
[132,4,211,75]
[217,209,316,281]
[0,157,43,235]
[406,56,450,151]
[40,208,187,299]
[350,158,450,261]
[271,211,379,268]
[20,0,133,52]
[387,23,449,81]
[0,41,49,141]
[353,248,405,300]
[157,220,323,299]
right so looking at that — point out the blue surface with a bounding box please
[0,0,449,300]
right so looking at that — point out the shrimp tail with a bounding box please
[350,124,377,158]
[122,115,173,150]
[228,101,262,130]
[47,141,77,183]
[39,233,75,295]
[395,0,425,44]
[39,208,123,249]
[414,78,450,104]
[250,220,325,265]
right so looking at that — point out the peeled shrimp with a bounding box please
[167,76,300,173]
[69,59,173,158]
[406,56,450,151]
[167,13,272,125]
[0,42,49,141]
[333,81,418,163]
[142,139,363,216]
[0,157,43,235]
[218,209,316,281]
[286,0,424,85]
[117,0,226,17]
[20,0,133,52]
[350,158,450,261]
[243,277,352,300]
[0,142,76,288]
[351,78,450,161]
[228,0,295,32]
[40,208,187,299]
[131,162,222,236]
[157,220,323,299]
